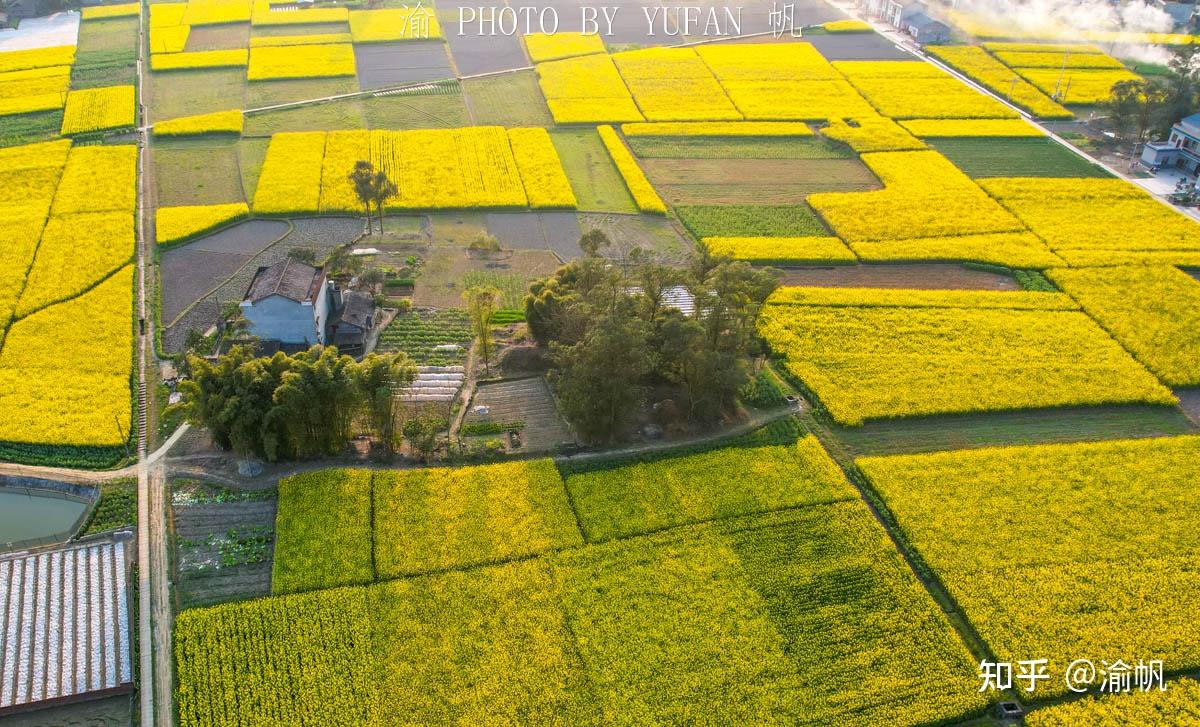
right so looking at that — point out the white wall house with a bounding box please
[239,259,330,345]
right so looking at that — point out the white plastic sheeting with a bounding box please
[0,538,133,711]
[0,12,80,52]
[398,366,465,403]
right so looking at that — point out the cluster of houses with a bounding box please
[238,258,379,357]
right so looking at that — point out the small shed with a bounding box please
[904,11,950,44]
[329,290,376,355]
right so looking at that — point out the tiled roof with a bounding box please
[244,259,324,304]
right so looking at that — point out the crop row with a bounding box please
[759,286,1174,426]
[859,435,1200,698]
[182,436,987,725]
[257,127,576,215]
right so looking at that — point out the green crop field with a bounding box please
[928,137,1112,178]
[627,136,849,159]
[550,128,637,213]
[676,203,830,238]
[463,71,553,127]
[376,309,472,364]
[153,139,247,206]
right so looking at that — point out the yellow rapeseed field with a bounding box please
[721,79,878,120]
[536,54,643,123]
[349,7,441,42]
[809,150,1025,243]
[157,203,250,245]
[991,50,1126,69]
[759,287,1173,425]
[253,131,327,214]
[149,26,190,54]
[316,129,370,214]
[696,42,839,81]
[925,45,1072,119]
[247,44,356,81]
[821,116,925,151]
[154,109,243,136]
[621,121,813,137]
[859,436,1200,698]
[898,118,1043,137]
[849,231,1064,269]
[0,266,134,446]
[979,177,1200,264]
[613,47,742,121]
[16,211,135,316]
[1047,265,1200,386]
[704,236,856,264]
[837,61,1019,119]
[151,49,248,71]
[180,0,252,26]
[597,125,666,214]
[81,2,139,19]
[274,127,570,214]
[982,42,1104,53]
[507,128,577,209]
[822,19,872,32]
[0,45,75,72]
[1025,678,1200,726]
[522,32,605,63]
[766,286,1079,310]
[60,85,136,135]
[51,144,138,215]
[0,66,71,113]
[1013,67,1139,104]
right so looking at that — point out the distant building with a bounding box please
[1141,112,1200,175]
[328,289,376,355]
[902,10,951,43]
[855,0,949,43]
[2,0,48,22]
[239,259,330,346]
[1160,1,1198,32]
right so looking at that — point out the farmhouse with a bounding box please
[1141,111,1200,175]
[240,259,330,346]
[0,535,134,717]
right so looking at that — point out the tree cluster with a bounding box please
[1106,46,1200,145]
[349,161,398,234]
[178,345,416,461]
[525,233,779,443]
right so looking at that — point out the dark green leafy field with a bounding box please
[929,137,1112,178]
[627,136,848,159]
[675,204,830,238]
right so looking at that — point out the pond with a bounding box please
[0,488,90,549]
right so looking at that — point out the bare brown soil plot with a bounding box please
[185,23,251,51]
[640,158,879,205]
[413,247,561,309]
[174,494,277,609]
[578,212,693,264]
[776,263,1021,290]
[1178,388,1200,427]
[462,377,576,453]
